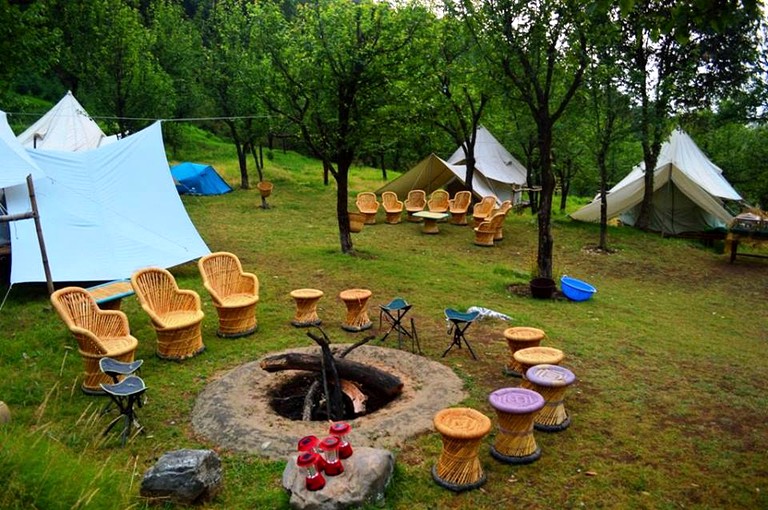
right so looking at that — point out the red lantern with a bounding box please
[296,452,325,491]
[297,435,326,472]
[319,436,344,476]
[329,421,353,459]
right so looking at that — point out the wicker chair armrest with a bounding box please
[236,272,259,295]
[68,326,111,355]
[173,289,202,310]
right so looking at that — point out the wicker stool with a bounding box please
[290,289,324,327]
[513,346,565,379]
[503,326,546,377]
[488,387,545,464]
[339,288,373,332]
[432,407,492,492]
[524,364,577,432]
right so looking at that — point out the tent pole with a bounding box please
[25,175,54,295]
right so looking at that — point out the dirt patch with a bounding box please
[190,345,468,460]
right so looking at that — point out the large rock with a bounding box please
[282,447,394,510]
[140,449,222,505]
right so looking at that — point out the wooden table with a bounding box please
[86,279,135,310]
[725,231,768,262]
[338,288,372,331]
[412,211,450,234]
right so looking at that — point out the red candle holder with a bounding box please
[297,435,326,472]
[319,436,344,476]
[329,421,353,459]
[296,452,325,491]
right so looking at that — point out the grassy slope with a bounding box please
[1,129,767,509]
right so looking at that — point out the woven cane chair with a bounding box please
[472,195,498,228]
[448,191,472,225]
[432,407,492,492]
[355,192,380,224]
[473,212,506,246]
[51,287,139,394]
[427,189,450,215]
[131,267,205,360]
[405,190,427,221]
[492,200,512,240]
[381,191,404,224]
[198,252,259,338]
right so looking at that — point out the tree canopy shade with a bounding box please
[251,0,433,254]
[458,0,592,278]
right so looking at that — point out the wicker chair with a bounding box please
[50,287,139,394]
[381,191,404,224]
[355,192,380,225]
[131,267,205,360]
[492,200,512,240]
[474,212,507,246]
[404,190,427,222]
[472,195,498,228]
[448,191,472,225]
[198,252,259,338]
[428,190,450,214]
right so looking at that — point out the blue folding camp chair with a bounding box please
[443,308,481,360]
[379,297,421,354]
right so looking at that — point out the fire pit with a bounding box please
[191,345,467,460]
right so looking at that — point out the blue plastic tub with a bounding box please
[560,276,596,302]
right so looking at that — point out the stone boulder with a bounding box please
[282,447,394,510]
[140,449,222,505]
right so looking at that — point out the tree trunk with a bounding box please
[225,120,250,190]
[335,160,354,254]
[536,119,556,279]
[259,353,404,397]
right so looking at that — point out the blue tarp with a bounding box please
[171,162,233,195]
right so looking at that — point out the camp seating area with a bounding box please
[198,252,259,338]
[352,191,516,247]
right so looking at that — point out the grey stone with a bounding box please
[140,449,222,505]
[282,447,394,510]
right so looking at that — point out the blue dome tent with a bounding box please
[171,162,233,196]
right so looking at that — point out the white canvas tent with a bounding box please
[375,126,528,204]
[2,112,210,284]
[570,129,742,234]
[17,91,117,152]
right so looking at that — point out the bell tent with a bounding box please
[1,111,210,285]
[17,91,117,152]
[171,162,233,196]
[375,126,528,204]
[570,129,742,234]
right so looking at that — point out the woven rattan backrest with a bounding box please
[489,212,507,229]
[51,287,99,332]
[496,200,512,215]
[356,192,379,211]
[199,252,242,296]
[428,190,450,210]
[405,190,426,208]
[451,191,471,211]
[382,191,402,211]
[131,267,179,315]
[473,196,496,216]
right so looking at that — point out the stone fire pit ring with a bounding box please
[191,345,468,460]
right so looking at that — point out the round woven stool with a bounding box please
[339,288,373,332]
[290,289,324,327]
[502,327,546,377]
[432,407,492,492]
[513,346,565,379]
[524,364,576,432]
[488,387,545,464]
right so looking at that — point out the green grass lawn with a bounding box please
[1,135,767,510]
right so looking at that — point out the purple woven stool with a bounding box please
[524,364,577,432]
[488,387,545,464]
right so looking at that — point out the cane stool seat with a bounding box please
[432,407,492,492]
[290,289,324,327]
[339,288,373,332]
[503,327,546,377]
[513,346,564,378]
[488,387,545,464]
[524,364,577,432]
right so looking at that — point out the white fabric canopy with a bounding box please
[0,111,46,188]
[5,120,210,283]
[570,129,742,234]
[17,91,114,152]
[376,126,528,204]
